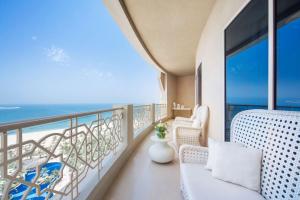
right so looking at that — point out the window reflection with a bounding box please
[225,0,268,141]
[276,0,300,111]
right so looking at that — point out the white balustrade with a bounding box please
[0,104,167,199]
[133,105,152,137]
[155,104,167,122]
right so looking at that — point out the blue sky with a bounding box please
[227,18,300,107]
[276,18,300,106]
[0,0,161,104]
[226,38,268,106]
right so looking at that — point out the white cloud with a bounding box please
[32,36,37,41]
[97,72,104,77]
[45,46,69,64]
[106,72,112,77]
[285,100,300,104]
[81,68,113,79]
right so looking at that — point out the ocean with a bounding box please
[2,104,298,135]
[0,104,114,133]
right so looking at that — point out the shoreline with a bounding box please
[7,128,64,146]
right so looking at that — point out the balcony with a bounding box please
[0,104,168,199]
[1,0,300,199]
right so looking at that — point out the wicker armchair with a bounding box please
[173,106,209,149]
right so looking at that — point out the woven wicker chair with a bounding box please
[179,109,300,200]
[173,106,209,149]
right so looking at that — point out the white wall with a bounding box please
[195,0,249,141]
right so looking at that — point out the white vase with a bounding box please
[149,136,174,163]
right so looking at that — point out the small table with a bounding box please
[148,135,175,163]
[173,108,192,118]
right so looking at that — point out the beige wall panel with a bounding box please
[166,73,177,118]
[176,75,195,109]
[195,0,250,141]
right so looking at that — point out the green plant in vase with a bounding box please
[155,122,167,139]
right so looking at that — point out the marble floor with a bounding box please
[104,123,182,200]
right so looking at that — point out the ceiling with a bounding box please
[105,0,216,76]
[103,0,215,76]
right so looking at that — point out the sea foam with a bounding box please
[0,106,21,110]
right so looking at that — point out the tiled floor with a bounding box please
[104,123,182,200]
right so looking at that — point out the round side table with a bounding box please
[148,135,175,163]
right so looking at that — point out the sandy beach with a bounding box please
[7,129,64,146]
[6,123,110,146]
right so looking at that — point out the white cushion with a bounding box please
[205,138,242,170]
[191,108,203,128]
[173,120,193,128]
[191,118,201,128]
[174,116,191,122]
[212,142,262,192]
[205,138,216,170]
[181,163,264,200]
[190,104,199,120]
[196,106,208,124]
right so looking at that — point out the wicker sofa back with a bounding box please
[231,109,300,200]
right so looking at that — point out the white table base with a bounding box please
[149,136,175,163]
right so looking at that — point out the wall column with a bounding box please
[121,104,133,147]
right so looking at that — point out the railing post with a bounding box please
[122,104,133,147]
[0,131,7,178]
[151,104,155,124]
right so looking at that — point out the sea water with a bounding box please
[0,104,114,133]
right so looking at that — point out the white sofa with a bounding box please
[179,109,300,200]
[179,145,264,200]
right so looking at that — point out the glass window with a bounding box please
[276,0,300,111]
[225,0,268,141]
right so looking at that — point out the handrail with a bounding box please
[133,104,151,108]
[226,104,267,107]
[0,107,124,132]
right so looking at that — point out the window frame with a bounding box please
[224,0,278,141]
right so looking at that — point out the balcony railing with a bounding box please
[0,104,167,200]
[133,105,152,137]
[155,104,167,122]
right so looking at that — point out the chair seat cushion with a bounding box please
[175,116,192,122]
[180,163,264,200]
